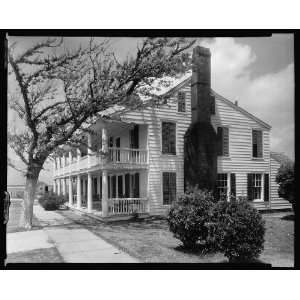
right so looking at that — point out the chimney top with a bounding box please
[193,45,211,57]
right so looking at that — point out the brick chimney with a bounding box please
[191,46,212,124]
[184,45,217,192]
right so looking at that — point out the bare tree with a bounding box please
[8,36,196,229]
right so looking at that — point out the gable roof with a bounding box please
[270,151,293,164]
[156,74,271,130]
[88,72,271,131]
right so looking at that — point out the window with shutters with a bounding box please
[217,127,229,156]
[247,173,262,201]
[217,173,228,200]
[252,130,263,158]
[162,122,176,155]
[178,91,186,112]
[163,172,177,205]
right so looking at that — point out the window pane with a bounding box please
[162,122,176,154]
[217,173,228,200]
[178,92,186,112]
[163,172,176,205]
[217,127,223,156]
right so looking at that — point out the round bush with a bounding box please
[212,200,265,262]
[38,193,67,210]
[167,189,215,249]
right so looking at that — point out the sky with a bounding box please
[7,34,294,185]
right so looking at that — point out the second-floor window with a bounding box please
[252,129,263,158]
[217,127,229,156]
[162,122,176,155]
[178,91,186,112]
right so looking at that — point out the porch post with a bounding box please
[62,177,66,195]
[102,127,108,153]
[57,178,61,195]
[102,170,108,217]
[53,179,56,193]
[88,133,92,167]
[69,176,73,206]
[97,174,101,199]
[77,174,82,208]
[87,172,92,212]
[69,150,72,164]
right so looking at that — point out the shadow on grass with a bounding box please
[281,214,294,221]
[174,243,217,256]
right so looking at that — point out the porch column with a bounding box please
[88,133,92,167]
[53,179,56,193]
[97,174,101,199]
[77,174,82,208]
[69,150,72,164]
[69,176,73,206]
[77,148,81,162]
[102,127,108,153]
[62,178,66,195]
[102,170,108,217]
[87,172,92,212]
[57,178,61,195]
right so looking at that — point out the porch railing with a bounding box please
[108,198,148,215]
[108,148,148,164]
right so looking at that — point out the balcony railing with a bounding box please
[108,198,148,215]
[54,148,148,176]
[108,147,148,164]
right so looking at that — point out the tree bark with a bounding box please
[20,170,40,230]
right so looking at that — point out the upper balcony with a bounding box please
[53,121,149,177]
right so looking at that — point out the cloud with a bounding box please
[201,38,294,160]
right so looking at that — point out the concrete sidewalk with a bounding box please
[33,204,139,263]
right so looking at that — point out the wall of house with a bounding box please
[270,157,291,208]
[211,94,271,198]
[120,82,192,215]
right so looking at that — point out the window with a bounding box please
[162,122,176,155]
[217,127,229,156]
[217,173,228,200]
[178,91,186,112]
[247,173,262,201]
[163,172,176,205]
[252,130,263,158]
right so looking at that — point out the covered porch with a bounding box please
[54,169,149,219]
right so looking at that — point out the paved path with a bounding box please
[33,205,139,263]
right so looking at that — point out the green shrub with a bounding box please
[212,199,265,262]
[38,193,67,210]
[167,189,216,249]
[276,161,295,210]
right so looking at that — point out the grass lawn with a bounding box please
[58,209,294,266]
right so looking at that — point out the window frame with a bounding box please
[248,173,265,202]
[177,91,186,113]
[217,126,230,157]
[161,120,177,156]
[251,129,264,159]
[162,171,177,206]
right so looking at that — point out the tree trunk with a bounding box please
[20,173,39,230]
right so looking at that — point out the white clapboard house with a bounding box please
[53,46,291,220]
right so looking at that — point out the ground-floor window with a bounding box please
[217,173,228,200]
[162,172,176,205]
[247,173,262,201]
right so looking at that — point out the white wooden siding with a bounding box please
[211,95,271,197]
[120,84,191,215]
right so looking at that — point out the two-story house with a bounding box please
[52,46,291,220]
